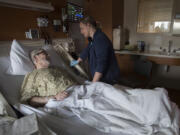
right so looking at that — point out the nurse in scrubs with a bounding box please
[71,16,120,85]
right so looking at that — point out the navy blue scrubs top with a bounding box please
[80,29,120,84]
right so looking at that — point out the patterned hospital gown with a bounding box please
[20,67,77,102]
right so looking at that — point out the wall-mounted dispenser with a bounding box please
[113,26,124,50]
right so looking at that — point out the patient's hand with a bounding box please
[55,91,68,100]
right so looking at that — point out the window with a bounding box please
[137,0,173,33]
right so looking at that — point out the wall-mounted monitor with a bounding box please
[67,2,83,22]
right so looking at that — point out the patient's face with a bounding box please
[34,52,50,69]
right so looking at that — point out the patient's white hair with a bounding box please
[30,48,47,64]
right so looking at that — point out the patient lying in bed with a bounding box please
[20,48,78,107]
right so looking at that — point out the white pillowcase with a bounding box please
[7,40,35,75]
[7,39,65,75]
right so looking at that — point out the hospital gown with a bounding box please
[20,67,77,102]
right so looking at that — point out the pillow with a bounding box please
[6,40,65,75]
[6,40,36,75]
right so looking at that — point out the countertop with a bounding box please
[115,50,180,59]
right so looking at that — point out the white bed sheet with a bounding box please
[45,82,179,135]
[14,84,133,135]
[14,82,180,135]
[14,103,126,135]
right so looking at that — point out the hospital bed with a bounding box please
[0,39,179,135]
[0,39,128,135]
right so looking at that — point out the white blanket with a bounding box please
[45,82,180,135]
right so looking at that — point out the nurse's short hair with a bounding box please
[80,16,97,29]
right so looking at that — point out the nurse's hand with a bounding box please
[92,72,102,82]
[70,60,79,67]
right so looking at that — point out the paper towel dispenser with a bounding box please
[113,27,124,50]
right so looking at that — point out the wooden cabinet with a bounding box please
[137,0,173,33]
[115,54,134,75]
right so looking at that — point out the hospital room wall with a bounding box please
[84,0,113,41]
[84,0,124,41]
[0,0,67,41]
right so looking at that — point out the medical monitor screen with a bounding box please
[67,2,83,22]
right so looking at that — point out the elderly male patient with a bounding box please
[20,48,77,107]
